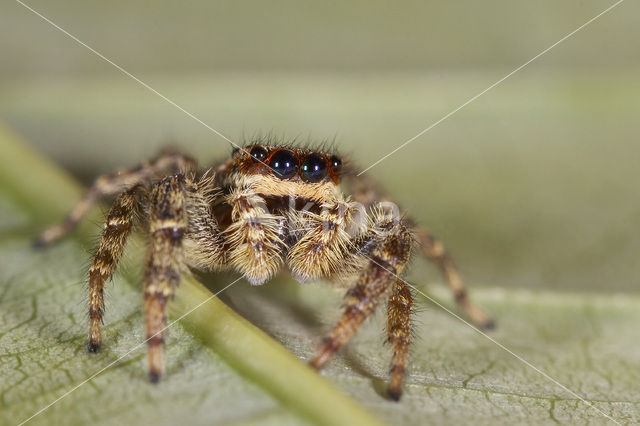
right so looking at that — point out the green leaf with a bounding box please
[1,123,639,426]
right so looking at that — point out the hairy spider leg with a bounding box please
[413,227,494,330]
[34,149,196,247]
[87,185,146,352]
[309,210,414,400]
[144,175,188,382]
[386,279,413,400]
[345,172,494,330]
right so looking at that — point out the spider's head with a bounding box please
[232,144,343,185]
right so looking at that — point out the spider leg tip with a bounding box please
[148,371,161,384]
[480,318,496,331]
[387,387,403,402]
[86,341,102,353]
[31,237,49,250]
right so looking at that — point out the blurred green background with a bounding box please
[2,0,639,293]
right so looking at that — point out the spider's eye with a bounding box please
[269,149,298,178]
[301,153,328,182]
[329,155,342,173]
[249,145,268,162]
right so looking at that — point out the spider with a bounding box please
[35,140,494,401]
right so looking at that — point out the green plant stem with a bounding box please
[0,124,384,426]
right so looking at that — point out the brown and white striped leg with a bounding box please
[344,173,493,330]
[386,280,413,401]
[309,215,413,378]
[414,228,494,330]
[309,275,392,372]
[144,175,188,382]
[34,149,196,247]
[87,185,146,353]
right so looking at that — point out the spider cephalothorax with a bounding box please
[36,141,493,400]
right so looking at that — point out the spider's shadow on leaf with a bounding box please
[198,270,324,335]
[197,267,458,402]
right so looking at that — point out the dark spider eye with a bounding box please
[249,145,268,162]
[301,153,328,182]
[269,149,298,178]
[329,155,342,173]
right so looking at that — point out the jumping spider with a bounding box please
[36,141,493,401]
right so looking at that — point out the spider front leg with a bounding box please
[310,212,414,400]
[386,280,413,400]
[34,149,196,247]
[144,174,189,382]
[87,184,146,352]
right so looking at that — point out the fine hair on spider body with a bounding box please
[36,140,494,401]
